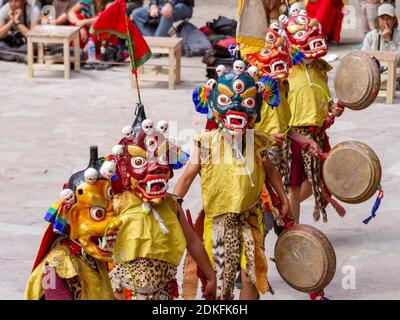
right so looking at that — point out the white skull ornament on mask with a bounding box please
[156,120,169,135]
[142,119,154,136]
[112,144,124,157]
[206,79,217,89]
[233,60,246,74]
[247,66,259,79]
[84,168,98,184]
[122,126,134,141]
[216,65,228,78]
[60,188,75,204]
[279,14,289,26]
[100,161,116,180]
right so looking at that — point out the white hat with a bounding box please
[378,3,396,17]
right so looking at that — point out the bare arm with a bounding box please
[177,204,216,298]
[173,146,201,198]
[263,156,290,218]
[288,129,320,157]
[68,3,92,26]
[15,22,29,37]
[56,13,69,25]
[0,19,14,39]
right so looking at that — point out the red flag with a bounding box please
[90,0,151,72]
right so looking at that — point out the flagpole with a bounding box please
[125,14,142,105]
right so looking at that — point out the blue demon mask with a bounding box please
[192,61,281,134]
[208,70,264,133]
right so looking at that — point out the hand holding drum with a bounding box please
[323,51,381,126]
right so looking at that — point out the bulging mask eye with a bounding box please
[265,32,275,43]
[233,79,245,94]
[260,48,272,57]
[106,186,113,200]
[145,137,158,152]
[90,207,106,221]
[242,97,256,109]
[217,94,232,106]
[131,156,147,169]
[293,30,306,40]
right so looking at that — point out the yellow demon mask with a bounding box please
[45,146,121,262]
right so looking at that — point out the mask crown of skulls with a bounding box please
[44,146,119,262]
[193,60,281,134]
[110,105,189,204]
[283,10,328,59]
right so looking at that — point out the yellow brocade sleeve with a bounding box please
[253,80,291,135]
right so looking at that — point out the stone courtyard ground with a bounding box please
[0,0,400,299]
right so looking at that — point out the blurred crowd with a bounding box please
[0,0,194,62]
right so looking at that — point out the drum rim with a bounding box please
[322,140,382,204]
[274,224,336,293]
[334,52,380,110]
[323,145,376,202]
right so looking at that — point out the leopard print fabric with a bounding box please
[212,209,267,300]
[109,257,177,299]
[67,276,82,300]
[268,141,292,193]
[292,127,327,222]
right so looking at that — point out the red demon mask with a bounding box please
[110,107,189,204]
[285,13,328,59]
[244,29,292,80]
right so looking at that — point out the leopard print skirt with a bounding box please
[291,127,327,222]
[268,141,292,193]
[109,257,177,300]
[210,208,269,300]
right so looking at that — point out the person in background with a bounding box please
[126,0,143,17]
[132,0,193,37]
[306,0,345,43]
[362,3,400,89]
[362,3,400,54]
[360,0,380,37]
[37,0,77,25]
[0,0,40,61]
[68,0,118,57]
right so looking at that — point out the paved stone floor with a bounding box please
[0,0,399,299]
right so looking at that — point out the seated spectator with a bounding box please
[362,3,400,89]
[132,0,193,37]
[0,0,40,61]
[37,0,77,25]
[362,3,400,54]
[126,0,143,17]
[67,0,118,56]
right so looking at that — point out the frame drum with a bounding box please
[275,224,336,293]
[334,52,381,110]
[322,141,382,204]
